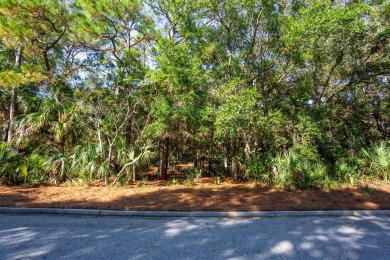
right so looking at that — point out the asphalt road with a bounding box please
[0,214,389,260]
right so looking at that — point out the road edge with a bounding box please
[1,207,390,218]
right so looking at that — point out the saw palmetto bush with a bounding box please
[334,156,363,185]
[272,147,329,190]
[113,140,155,185]
[20,151,49,185]
[272,150,298,190]
[297,162,328,190]
[44,147,69,185]
[68,144,102,182]
[0,142,21,183]
[362,142,390,182]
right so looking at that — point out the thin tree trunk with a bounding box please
[7,46,22,143]
[106,143,114,185]
[198,153,203,178]
[158,131,169,180]
[223,133,229,174]
[132,164,136,182]
[232,156,238,180]
[208,137,212,175]
[194,150,199,168]
[97,125,103,155]
[43,50,51,72]
[223,147,229,175]
[244,136,251,161]
[2,125,8,141]
[231,139,238,181]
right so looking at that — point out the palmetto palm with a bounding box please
[113,139,155,184]
[13,86,80,183]
[362,142,390,181]
[0,142,20,182]
[371,142,390,181]
[68,144,103,181]
[14,87,78,147]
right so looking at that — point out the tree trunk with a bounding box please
[208,135,212,175]
[7,46,22,143]
[232,155,238,181]
[223,148,229,175]
[2,125,8,141]
[194,150,199,168]
[223,134,229,174]
[244,134,251,161]
[231,139,238,181]
[198,154,203,178]
[132,164,136,182]
[194,150,203,177]
[158,131,169,180]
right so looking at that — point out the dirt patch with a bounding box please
[1,178,390,211]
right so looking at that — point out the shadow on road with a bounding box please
[0,214,389,259]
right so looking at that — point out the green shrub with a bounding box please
[23,151,49,185]
[184,168,198,185]
[272,150,298,190]
[170,178,179,185]
[245,156,272,184]
[335,157,362,185]
[362,142,390,181]
[45,147,69,184]
[68,144,101,182]
[297,162,328,189]
[0,142,21,184]
[271,146,328,190]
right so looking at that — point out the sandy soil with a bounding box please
[1,177,390,211]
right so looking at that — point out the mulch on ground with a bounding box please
[1,177,390,211]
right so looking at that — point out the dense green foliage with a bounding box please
[0,0,389,188]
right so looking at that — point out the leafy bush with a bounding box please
[68,144,104,182]
[0,142,21,184]
[297,162,328,189]
[362,142,390,181]
[245,156,272,184]
[334,157,362,185]
[184,168,198,185]
[272,150,297,190]
[45,147,70,184]
[22,151,49,185]
[271,147,328,190]
[170,178,179,185]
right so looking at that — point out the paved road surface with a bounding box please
[1,214,389,259]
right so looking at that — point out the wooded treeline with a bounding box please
[0,0,389,188]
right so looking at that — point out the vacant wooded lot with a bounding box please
[0,1,389,197]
